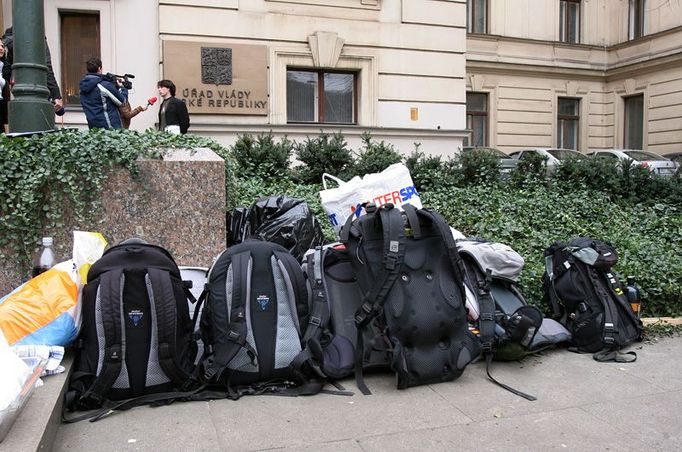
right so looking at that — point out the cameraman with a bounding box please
[79,57,133,129]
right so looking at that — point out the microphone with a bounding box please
[147,96,158,107]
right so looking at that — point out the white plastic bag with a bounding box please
[319,163,422,234]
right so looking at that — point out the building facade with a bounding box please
[466,0,682,155]
[1,0,681,156]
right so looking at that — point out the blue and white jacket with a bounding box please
[79,74,125,129]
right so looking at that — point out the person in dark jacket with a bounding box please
[0,40,10,132]
[157,79,189,134]
[79,57,125,129]
[2,27,63,111]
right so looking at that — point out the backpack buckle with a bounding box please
[480,313,495,322]
[309,316,322,327]
[355,302,375,326]
[481,340,493,353]
[228,330,245,345]
[385,255,398,270]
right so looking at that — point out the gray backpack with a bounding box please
[302,244,392,380]
[458,238,568,400]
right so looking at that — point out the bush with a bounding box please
[405,149,460,192]
[293,131,354,184]
[231,132,293,179]
[555,156,621,193]
[350,132,403,176]
[509,152,547,186]
[555,157,682,206]
[457,148,502,186]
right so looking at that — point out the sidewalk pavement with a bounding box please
[52,337,682,451]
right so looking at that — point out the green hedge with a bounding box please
[231,176,682,317]
[2,129,680,318]
[227,133,682,318]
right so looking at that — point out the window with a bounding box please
[286,69,356,124]
[60,12,100,106]
[560,0,580,43]
[465,92,488,147]
[624,94,644,149]
[629,0,646,39]
[557,98,580,150]
[467,0,488,34]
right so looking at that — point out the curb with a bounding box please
[0,356,72,452]
[641,317,682,326]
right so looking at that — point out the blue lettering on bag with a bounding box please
[328,213,338,227]
[400,186,419,201]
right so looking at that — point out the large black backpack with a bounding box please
[65,241,197,417]
[340,203,480,393]
[543,237,643,362]
[198,240,328,396]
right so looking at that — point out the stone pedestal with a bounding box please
[0,148,226,294]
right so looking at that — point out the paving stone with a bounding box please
[581,388,682,450]
[358,407,648,451]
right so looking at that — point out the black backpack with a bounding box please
[543,237,643,362]
[65,240,197,419]
[340,203,480,393]
[198,240,331,397]
[301,244,390,380]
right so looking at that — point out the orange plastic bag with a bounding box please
[0,231,107,346]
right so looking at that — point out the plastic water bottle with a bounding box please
[626,276,642,318]
[32,237,56,277]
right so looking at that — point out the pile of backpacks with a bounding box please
[62,202,644,422]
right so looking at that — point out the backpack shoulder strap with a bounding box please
[303,247,329,342]
[354,206,406,324]
[416,208,467,300]
[543,254,564,319]
[203,251,256,381]
[402,204,422,239]
[353,206,405,394]
[83,269,124,403]
[272,248,308,321]
[147,267,192,388]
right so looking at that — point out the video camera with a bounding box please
[103,72,135,90]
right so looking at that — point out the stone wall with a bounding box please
[0,148,226,294]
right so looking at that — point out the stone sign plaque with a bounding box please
[163,41,268,115]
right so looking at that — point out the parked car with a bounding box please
[509,148,585,174]
[461,146,519,176]
[662,151,682,165]
[587,149,679,177]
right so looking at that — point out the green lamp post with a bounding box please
[8,0,56,133]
